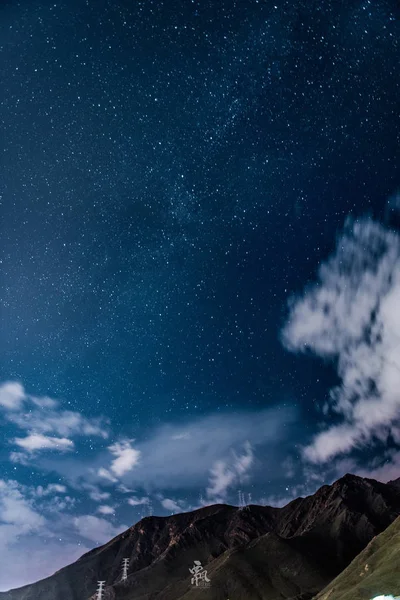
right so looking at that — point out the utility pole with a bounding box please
[244,492,252,510]
[121,558,129,582]
[96,581,106,600]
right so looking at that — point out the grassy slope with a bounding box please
[314,516,400,600]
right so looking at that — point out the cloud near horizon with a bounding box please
[206,440,254,502]
[33,403,296,499]
[0,479,84,591]
[0,392,297,590]
[0,377,298,517]
[101,406,296,493]
[282,217,400,464]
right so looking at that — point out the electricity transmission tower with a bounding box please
[244,492,252,510]
[121,558,129,582]
[238,490,252,510]
[96,581,106,600]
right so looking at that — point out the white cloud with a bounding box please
[302,424,362,463]
[27,405,294,503]
[0,480,88,591]
[0,381,25,411]
[114,407,294,491]
[0,477,128,590]
[282,218,400,464]
[0,537,89,593]
[0,480,45,533]
[97,467,118,483]
[171,432,191,440]
[127,496,149,506]
[73,515,127,545]
[35,484,67,497]
[97,505,115,515]
[4,386,294,507]
[86,486,111,502]
[9,452,30,466]
[206,441,254,501]
[160,498,182,513]
[44,495,76,513]
[9,409,109,440]
[206,460,236,500]
[232,441,254,476]
[108,439,141,476]
[0,383,109,454]
[31,395,59,409]
[94,441,141,487]
[352,449,400,483]
[0,474,126,592]
[14,433,74,453]
[117,484,134,493]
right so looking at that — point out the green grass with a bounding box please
[313,516,400,600]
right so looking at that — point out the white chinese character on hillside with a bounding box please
[189,560,211,587]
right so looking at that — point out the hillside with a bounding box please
[314,514,400,600]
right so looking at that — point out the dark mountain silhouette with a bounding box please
[1,473,399,600]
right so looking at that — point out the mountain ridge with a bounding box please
[1,473,400,600]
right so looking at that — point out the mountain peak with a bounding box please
[388,476,400,487]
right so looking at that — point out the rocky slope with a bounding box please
[1,473,400,600]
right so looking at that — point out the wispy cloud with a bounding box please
[127,495,149,506]
[84,485,111,502]
[0,480,45,533]
[1,379,295,498]
[114,407,295,491]
[206,461,236,502]
[282,217,400,465]
[0,478,128,591]
[108,439,141,476]
[0,479,88,591]
[352,449,400,483]
[160,498,182,513]
[0,379,297,589]
[0,382,25,411]
[94,440,141,486]
[0,381,110,462]
[97,467,118,483]
[206,441,254,502]
[14,433,74,453]
[73,515,128,545]
[97,505,116,516]
[35,484,67,496]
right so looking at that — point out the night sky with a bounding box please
[0,0,399,591]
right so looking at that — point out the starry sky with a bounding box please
[0,0,399,591]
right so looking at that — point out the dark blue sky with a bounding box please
[0,0,399,591]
